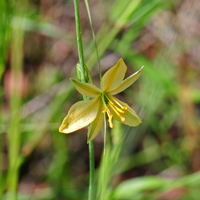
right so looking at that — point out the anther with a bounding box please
[108,115,113,128]
[120,117,125,122]
[105,107,113,128]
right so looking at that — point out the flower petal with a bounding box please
[102,58,127,92]
[108,66,144,95]
[71,78,101,97]
[59,96,100,133]
[107,95,142,126]
[87,99,104,142]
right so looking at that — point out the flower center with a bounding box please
[102,94,127,128]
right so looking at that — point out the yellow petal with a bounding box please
[108,66,144,95]
[59,96,100,133]
[107,95,142,126]
[71,78,101,97]
[87,100,104,142]
[102,58,127,92]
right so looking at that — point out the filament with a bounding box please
[109,102,125,122]
[102,107,113,128]
[102,94,128,127]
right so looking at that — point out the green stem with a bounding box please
[84,0,106,104]
[73,0,95,199]
[88,139,95,200]
[84,0,102,81]
[73,0,86,84]
[84,1,107,199]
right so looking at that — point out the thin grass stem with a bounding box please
[73,1,95,199]
[84,0,102,82]
[84,1,107,199]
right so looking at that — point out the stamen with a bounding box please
[106,94,128,112]
[107,109,113,128]
[121,117,125,122]
[108,102,125,122]
[107,100,124,113]
[111,98,128,110]
[103,106,113,128]
[103,95,128,126]
[115,106,125,113]
[104,94,126,122]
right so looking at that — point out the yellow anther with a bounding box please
[120,116,125,122]
[104,107,114,128]
[108,115,113,128]
[103,95,127,126]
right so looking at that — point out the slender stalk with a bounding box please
[84,1,107,199]
[73,0,95,199]
[73,0,86,84]
[84,0,102,82]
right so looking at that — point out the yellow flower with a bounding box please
[59,59,144,142]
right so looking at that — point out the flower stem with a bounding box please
[73,0,86,85]
[73,0,95,199]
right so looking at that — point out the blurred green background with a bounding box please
[1,0,200,199]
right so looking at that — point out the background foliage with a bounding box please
[1,0,200,199]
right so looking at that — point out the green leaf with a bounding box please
[112,176,166,199]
